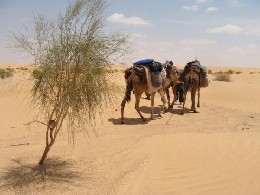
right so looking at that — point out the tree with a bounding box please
[11,0,129,164]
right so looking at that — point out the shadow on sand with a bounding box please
[0,157,85,193]
[109,105,198,125]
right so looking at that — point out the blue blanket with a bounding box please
[133,59,154,65]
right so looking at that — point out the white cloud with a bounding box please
[207,7,219,12]
[227,44,258,54]
[227,47,244,53]
[180,39,216,46]
[245,29,260,36]
[207,24,243,34]
[183,5,199,12]
[106,13,152,26]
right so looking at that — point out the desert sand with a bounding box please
[0,64,260,195]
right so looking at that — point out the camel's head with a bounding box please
[166,65,179,83]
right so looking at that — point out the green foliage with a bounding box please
[11,0,130,164]
[32,69,43,80]
[0,68,15,79]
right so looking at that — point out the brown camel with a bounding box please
[163,65,180,109]
[121,64,179,124]
[181,61,208,114]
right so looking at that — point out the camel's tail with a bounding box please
[123,79,133,102]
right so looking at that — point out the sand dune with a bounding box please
[0,64,260,194]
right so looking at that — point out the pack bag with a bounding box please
[149,61,162,72]
[133,59,154,66]
[200,74,209,87]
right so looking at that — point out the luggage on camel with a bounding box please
[180,60,209,88]
[133,59,163,87]
[133,59,154,66]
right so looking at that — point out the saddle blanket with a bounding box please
[143,66,162,94]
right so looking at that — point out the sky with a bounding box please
[0,0,260,67]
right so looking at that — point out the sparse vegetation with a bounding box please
[17,67,28,71]
[215,71,223,74]
[208,69,213,74]
[0,68,15,79]
[11,0,129,164]
[235,71,242,74]
[226,69,235,74]
[214,72,231,82]
[32,69,43,80]
[250,72,254,74]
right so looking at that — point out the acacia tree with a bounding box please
[11,0,129,164]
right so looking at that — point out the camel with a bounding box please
[163,65,180,109]
[121,64,179,124]
[181,60,207,114]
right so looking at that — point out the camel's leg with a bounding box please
[121,99,126,124]
[120,80,133,124]
[181,86,188,115]
[170,85,176,108]
[150,92,156,120]
[197,87,200,107]
[172,85,177,102]
[165,87,171,109]
[135,91,145,121]
[191,88,198,113]
[158,88,167,115]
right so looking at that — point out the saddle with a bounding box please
[133,59,163,87]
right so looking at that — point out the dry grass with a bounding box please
[0,67,15,79]
[214,72,231,82]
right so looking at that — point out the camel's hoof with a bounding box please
[150,116,156,120]
[158,113,163,118]
[121,120,125,124]
[169,104,174,109]
[180,112,184,115]
[197,105,200,108]
[193,110,199,113]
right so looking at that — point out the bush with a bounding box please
[32,69,43,80]
[235,71,242,74]
[0,68,15,79]
[208,69,213,74]
[226,69,235,74]
[214,72,231,82]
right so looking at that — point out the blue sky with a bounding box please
[0,0,260,67]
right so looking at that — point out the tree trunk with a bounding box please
[39,132,55,164]
[39,144,51,164]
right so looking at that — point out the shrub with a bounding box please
[11,0,129,164]
[0,68,15,79]
[226,69,235,74]
[214,72,231,82]
[235,71,242,74]
[208,69,213,74]
[32,69,43,80]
